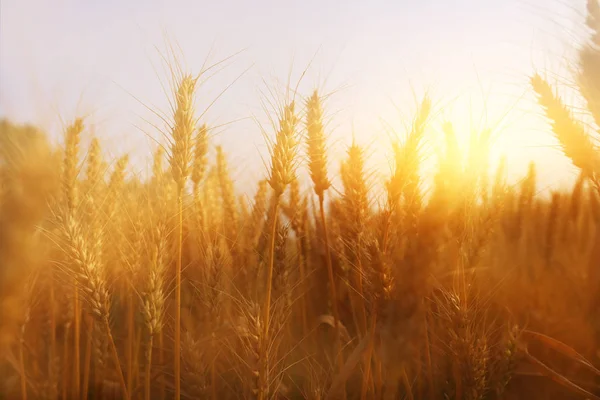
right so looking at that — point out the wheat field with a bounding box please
[3,2,600,400]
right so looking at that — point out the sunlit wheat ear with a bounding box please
[59,210,129,396]
[579,0,600,128]
[169,74,197,190]
[494,325,520,397]
[180,332,209,398]
[340,141,369,239]
[191,124,209,193]
[586,0,600,45]
[85,138,103,192]
[202,167,221,236]
[152,146,165,185]
[531,74,599,178]
[83,139,105,282]
[61,214,109,322]
[579,46,600,130]
[142,229,167,400]
[464,128,492,199]
[432,122,464,214]
[105,155,129,231]
[445,292,489,400]
[143,234,167,338]
[386,96,431,215]
[249,179,270,246]
[339,140,370,333]
[273,223,291,307]
[239,193,250,221]
[440,122,462,178]
[63,119,84,214]
[108,155,129,195]
[306,90,331,198]
[268,102,299,198]
[520,162,537,211]
[239,301,265,398]
[282,177,302,234]
[216,145,239,237]
[371,240,393,295]
[203,237,228,323]
[491,156,507,205]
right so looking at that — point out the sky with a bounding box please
[0,0,592,194]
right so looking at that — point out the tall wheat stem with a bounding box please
[360,313,377,400]
[134,327,142,390]
[73,286,80,399]
[126,296,134,394]
[103,317,129,400]
[259,200,280,400]
[174,188,183,399]
[298,240,309,337]
[159,331,165,400]
[354,247,367,334]
[82,317,93,400]
[319,195,344,383]
[49,276,57,399]
[61,326,70,400]
[145,335,153,400]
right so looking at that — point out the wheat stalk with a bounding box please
[260,101,297,400]
[62,119,83,400]
[168,73,197,400]
[304,91,346,387]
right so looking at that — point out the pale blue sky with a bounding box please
[0,0,591,193]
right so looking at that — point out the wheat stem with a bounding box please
[360,313,377,400]
[104,317,129,400]
[259,200,280,400]
[73,285,81,399]
[126,296,134,395]
[145,335,153,400]
[298,240,309,338]
[82,316,93,400]
[319,195,344,389]
[49,275,57,399]
[158,330,165,400]
[61,325,70,400]
[174,188,183,400]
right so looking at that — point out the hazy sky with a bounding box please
[0,0,591,193]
